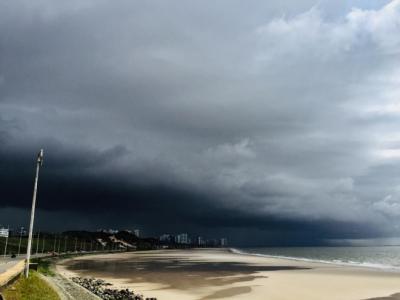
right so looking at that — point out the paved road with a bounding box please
[0,254,100,299]
[0,251,116,276]
[0,258,23,274]
[0,253,48,274]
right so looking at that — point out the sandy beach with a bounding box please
[56,249,400,300]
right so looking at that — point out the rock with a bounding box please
[71,277,154,300]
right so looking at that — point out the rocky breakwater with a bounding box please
[71,277,157,300]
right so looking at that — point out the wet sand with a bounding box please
[57,249,400,300]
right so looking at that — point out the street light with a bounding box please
[17,227,24,256]
[25,149,44,278]
[35,231,40,255]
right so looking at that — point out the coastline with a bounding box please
[230,248,400,272]
[56,248,400,300]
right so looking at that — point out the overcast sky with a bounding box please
[1,0,400,245]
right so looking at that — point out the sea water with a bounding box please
[232,246,400,271]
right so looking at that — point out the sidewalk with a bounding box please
[0,259,25,286]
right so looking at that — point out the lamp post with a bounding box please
[25,149,44,278]
[42,236,45,254]
[53,235,57,252]
[35,231,40,255]
[57,237,61,254]
[3,226,9,258]
[17,227,24,257]
[64,236,67,253]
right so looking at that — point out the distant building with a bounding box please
[160,234,173,243]
[0,228,9,238]
[123,229,140,237]
[220,238,228,247]
[197,236,205,247]
[97,229,119,234]
[175,233,189,244]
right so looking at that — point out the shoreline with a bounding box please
[56,249,400,300]
[229,248,400,272]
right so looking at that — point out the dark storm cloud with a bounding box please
[1,0,400,244]
[0,143,385,246]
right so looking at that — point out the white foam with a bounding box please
[228,248,400,272]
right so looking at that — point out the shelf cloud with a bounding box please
[1,0,400,245]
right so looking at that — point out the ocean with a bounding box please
[233,246,400,271]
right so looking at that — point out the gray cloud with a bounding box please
[1,0,400,244]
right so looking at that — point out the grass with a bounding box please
[1,271,60,300]
[35,258,55,276]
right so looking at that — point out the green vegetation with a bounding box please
[1,271,60,300]
[0,235,58,256]
[34,258,55,276]
[0,234,101,257]
[0,229,152,259]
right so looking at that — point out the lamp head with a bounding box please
[37,149,44,166]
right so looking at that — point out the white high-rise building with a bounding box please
[220,238,228,247]
[197,236,205,246]
[175,233,189,244]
